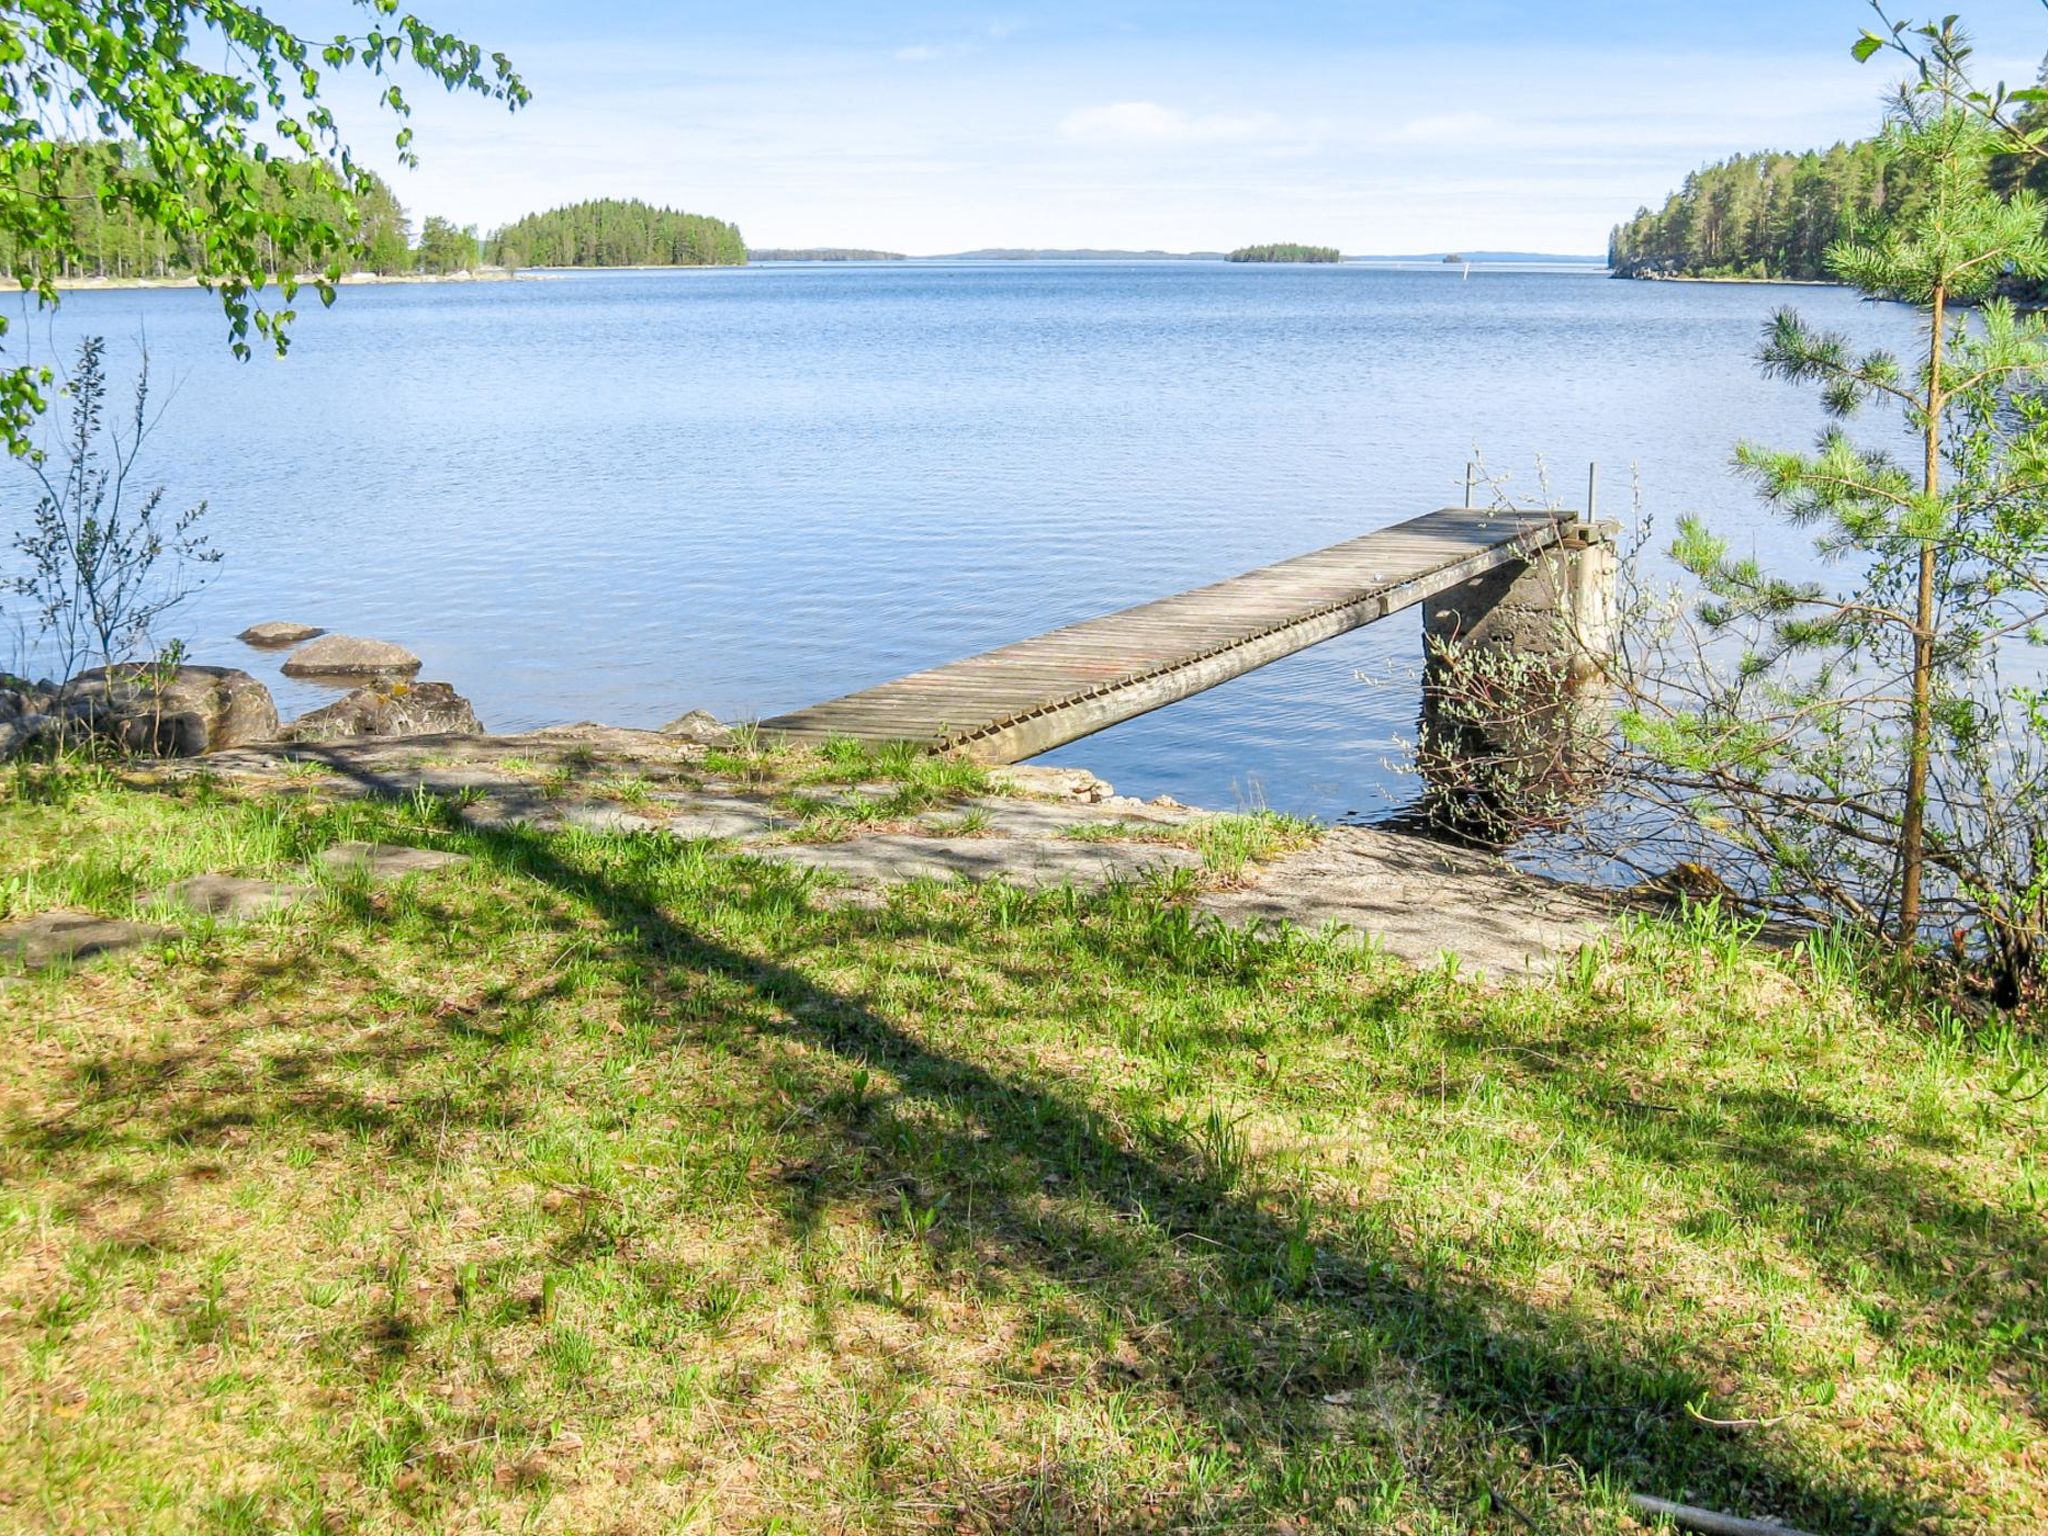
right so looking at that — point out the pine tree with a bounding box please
[1629,19,2048,970]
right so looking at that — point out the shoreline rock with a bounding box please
[283,680,481,742]
[239,621,325,648]
[61,665,278,756]
[988,764,1114,803]
[281,635,422,679]
[659,710,735,746]
[0,713,62,760]
[173,726,1628,976]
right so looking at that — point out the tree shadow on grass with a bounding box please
[449,822,1940,1533]
[1428,1006,2048,1433]
[4,773,1972,1532]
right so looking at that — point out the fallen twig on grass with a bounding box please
[1488,1485,1541,1531]
[1683,1401,1795,1430]
[1628,1492,1819,1536]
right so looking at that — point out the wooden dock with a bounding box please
[761,507,1574,764]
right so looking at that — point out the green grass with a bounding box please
[762,738,1003,841]
[2,763,2044,1533]
[1060,811,1319,879]
[790,736,995,797]
[590,773,657,806]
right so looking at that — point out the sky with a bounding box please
[286,1,2048,255]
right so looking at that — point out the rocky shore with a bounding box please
[5,630,1620,980]
[1,625,455,760]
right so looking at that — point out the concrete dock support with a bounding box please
[1418,519,1619,828]
[1423,518,1617,678]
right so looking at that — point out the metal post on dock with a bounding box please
[1464,461,1476,509]
[1586,461,1599,524]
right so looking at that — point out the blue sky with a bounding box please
[315,1,2048,253]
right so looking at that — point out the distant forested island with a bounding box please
[749,248,905,262]
[1610,141,1905,281]
[1227,244,1342,264]
[487,199,746,269]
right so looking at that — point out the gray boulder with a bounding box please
[238,621,325,647]
[659,709,735,746]
[280,634,422,679]
[0,679,51,724]
[61,665,279,756]
[283,679,481,742]
[1,677,60,728]
[0,713,64,762]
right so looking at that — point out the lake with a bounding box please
[3,262,1919,822]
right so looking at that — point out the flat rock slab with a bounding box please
[1,911,178,970]
[456,794,770,840]
[1197,826,1612,978]
[196,726,707,794]
[788,783,905,805]
[544,804,665,835]
[239,621,325,647]
[163,726,1622,976]
[281,635,422,679]
[939,796,1197,838]
[456,791,556,830]
[150,875,311,923]
[318,843,471,882]
[759,834,1202,889]
[650,796,791,841]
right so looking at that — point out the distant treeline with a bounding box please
[1609,142,1913,280]
[2,154,764,280]
[488,199,746,269]
[946,247,1226,261]
[1227,244,1341,264]
[0,141,433,280]
[749,247,904,262]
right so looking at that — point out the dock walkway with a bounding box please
[762,507,1570,763]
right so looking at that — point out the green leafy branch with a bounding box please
[0,2,526,454]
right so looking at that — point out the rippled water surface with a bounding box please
[7,263,1919,820]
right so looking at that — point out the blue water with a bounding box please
[1,263,1918,821]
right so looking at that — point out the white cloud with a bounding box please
[895,44,946,63]
[1058,100,1286,149]
[1395,111,1496,144]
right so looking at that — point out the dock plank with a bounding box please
[762,507,1569,763]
